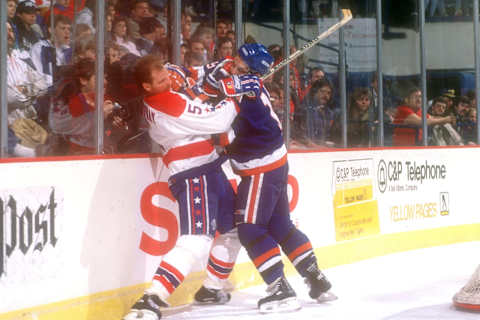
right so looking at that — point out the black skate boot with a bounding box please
[304,265,336,302]
[194,286,231,305]
[257,276,301,313]
[123,293,168,320]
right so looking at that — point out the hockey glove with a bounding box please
[203,59,232,94]
[219,75,262,98]
[165,63,192,92]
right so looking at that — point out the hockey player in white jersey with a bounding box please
[122,55,260,320]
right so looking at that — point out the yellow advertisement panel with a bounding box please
[333,160,380,241]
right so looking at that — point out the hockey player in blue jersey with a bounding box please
[193,44,335,313]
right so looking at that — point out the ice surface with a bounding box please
[166,241,480,319]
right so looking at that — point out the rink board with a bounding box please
[0,147,480,319]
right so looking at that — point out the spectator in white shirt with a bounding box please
[6,21,50,157]
[30,15,73,83]
[111,16,141,57]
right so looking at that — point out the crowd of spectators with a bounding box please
[425,0,473,17]
[3,0,478,158]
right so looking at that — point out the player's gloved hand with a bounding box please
[219,75,262,98]
[204,60,230,87]
[203,60,231,97]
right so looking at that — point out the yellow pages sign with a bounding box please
[333,159,380,241]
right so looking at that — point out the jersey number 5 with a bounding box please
[187,103,202,115]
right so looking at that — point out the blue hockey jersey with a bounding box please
[225,87,288,176]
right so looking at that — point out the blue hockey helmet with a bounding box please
[238,43,274,75]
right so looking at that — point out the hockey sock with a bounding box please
[204,229,242,290]
[275,227,317,278]
[206,254,235,286]
[150,235,212,300]
[238,223,284,285]
[151,259,186,300]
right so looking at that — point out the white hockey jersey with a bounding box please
[143,90,239,177]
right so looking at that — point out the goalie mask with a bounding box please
[238,43,274,76]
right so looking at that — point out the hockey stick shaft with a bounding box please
[261,9,353,81]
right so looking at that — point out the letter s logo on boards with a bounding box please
[139,176,300,256]
[139,182,178,256]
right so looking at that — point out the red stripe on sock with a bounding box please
[254,247,281,268]
[154,275,175,294]
[207,264,229,279]
[160,261,185,282]
[287,242,312,261]
[210,254,235,269]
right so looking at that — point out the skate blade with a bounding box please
[123,304,192,320]
[193,299,230,306]
[122,311,139,320]
[161,303,193,317]
[316,291,338,303]
[259,297,302,314]
[223,280,236,293]
[122,310,158,320]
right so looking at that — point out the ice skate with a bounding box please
[258,276,301,313]
[305,267,338,302]
[452,265,480,311]
[194,286,231,305]
[123,293,168,320]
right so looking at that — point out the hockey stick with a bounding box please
[261,9,353,81]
